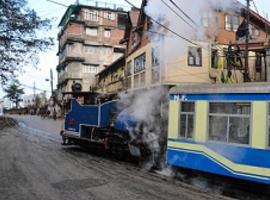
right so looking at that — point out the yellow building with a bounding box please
[121,0,270,90]
[95,56,125,94]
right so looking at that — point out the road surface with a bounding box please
[0,115,247,200]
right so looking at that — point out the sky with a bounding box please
[0,0,270,98]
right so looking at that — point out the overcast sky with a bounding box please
[1,0,270,98]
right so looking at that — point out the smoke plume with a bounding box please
[144,0,243,67]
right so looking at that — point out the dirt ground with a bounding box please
[0,116,237,200]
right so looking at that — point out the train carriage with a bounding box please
[167,83,270,185]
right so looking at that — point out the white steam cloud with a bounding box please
[119,0,244,171]
[144,0,243,67]
[118,87,168,170]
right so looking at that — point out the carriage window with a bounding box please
[180,102,195,139]
[209,102,250,144]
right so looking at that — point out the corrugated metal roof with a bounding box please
[169,83,270,94]
[58,5,78,27]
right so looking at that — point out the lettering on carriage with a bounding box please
[179,102,195,139]
[208,102,251,145]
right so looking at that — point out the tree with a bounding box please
[34,94,41,108]
[4,80,24,108]
[0,0,54,84]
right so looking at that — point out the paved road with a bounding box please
[0,115,236,200]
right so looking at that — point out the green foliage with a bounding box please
[4,80,24,108]
[0,0,54,84]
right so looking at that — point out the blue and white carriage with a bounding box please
[167,83,270,185]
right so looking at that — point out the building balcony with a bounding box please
[96,79,124,94]
[59,55,85,65]
[58,71,83,84]
[64,71,83,80]
[59,32,85,48]
[106,80,123,93]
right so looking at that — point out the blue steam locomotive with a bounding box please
[60,91,154,162]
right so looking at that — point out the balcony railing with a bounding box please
[59,32,84,48]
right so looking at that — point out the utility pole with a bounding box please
[50,68,54,96]
[33,82,36,97]
[244,0,250,82]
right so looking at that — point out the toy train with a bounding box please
[61,83,270,185]
[60,91,161,166]
[167,83,270,185]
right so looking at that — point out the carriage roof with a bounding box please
[169,83,270,94]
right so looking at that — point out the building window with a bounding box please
[151,47,160,83]
[134,53,146,73]
[211,49,218,69]
[104,29,111,38]
[131,32,139,49]
[134,72,145,88]
[84,10,98,21]
[225,14,240,32]
[179,102,195,139]
[208,102,251,144]
[111,72,118,82]
[127,77,132,89]
[82,64,98,74]
[152,48,160,67]
[249,24,260,38]
[104,11,114,20]
[84,45,98,54]
[152,67,160,84]
[126,61,132,76]
[86,27,98,36]
[188,47,202,66]
[118,13,127,28]
[102,47,112,54]
[202,12,213,27]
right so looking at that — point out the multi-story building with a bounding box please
[56,3,128,97]
[121,0,270,90]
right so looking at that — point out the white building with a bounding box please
[22,94,35,107]
[21,92,48,108]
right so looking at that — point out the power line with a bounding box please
[21,84,50,93]
[148,14,201,47]
[168,0,197,26]
[160,0,197,31]
[46,0,68,7]
[122,0,202,47]
[251,0,260,15]
[123,0,138,8]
